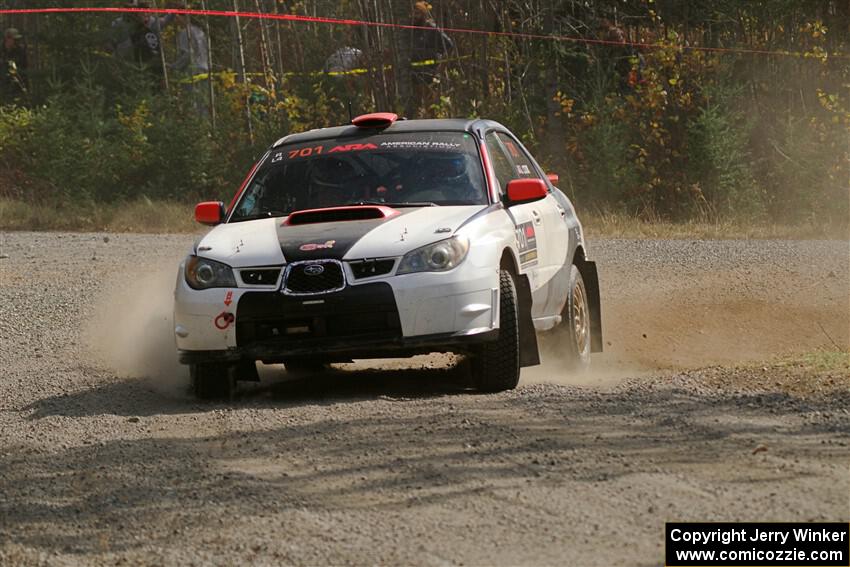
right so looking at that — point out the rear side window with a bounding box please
[484,132,516,195]
[496,133,542,180]
[485,131,545,198]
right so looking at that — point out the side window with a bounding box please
[497,133,542,180]
[484,132,516,195]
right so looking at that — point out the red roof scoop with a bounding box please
[352,112,398,129]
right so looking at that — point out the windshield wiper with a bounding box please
[231,210,288,222]
[386,201,438,207]
[349,200,437,207]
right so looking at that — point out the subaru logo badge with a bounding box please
[304,264,325,276]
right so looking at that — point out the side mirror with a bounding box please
[506,178,548,206]
[195,201,225,225]
[546,173,559,185]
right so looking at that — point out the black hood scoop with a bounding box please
[284,205,397,226]
[277,205,409,262]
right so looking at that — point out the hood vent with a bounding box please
[283,205,398,226]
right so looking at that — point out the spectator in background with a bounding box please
[171,11,210,115]
[124,1,174,75]
[1,28,27,102]
[411,1,454,74]
[601,18,626,45]
[409,2,453,116]
[172,12,209,78]
[109,13,135,60]
[322,45,366,120]
[324,46,364,75]
[599,18,641,91]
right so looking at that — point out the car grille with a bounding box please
[239,268,281,286]
[283,260,345,295]
[349,259,395,279]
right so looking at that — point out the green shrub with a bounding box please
[0,79,261,205]
[574,113,637,208]
[759,114,849,227]
[687,87,762,219]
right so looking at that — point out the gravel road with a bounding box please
[1,232,848,566]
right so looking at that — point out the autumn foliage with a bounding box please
[0,0,846,228]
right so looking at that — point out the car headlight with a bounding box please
[397,236,469,275]
[185,256,237,290]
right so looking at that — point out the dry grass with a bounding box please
[1,198,847,239]
[581,210,850,240]
[779,349,850,374]
[0,198,197,233]
[696,348,850,398]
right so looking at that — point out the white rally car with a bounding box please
[174,113,602,398]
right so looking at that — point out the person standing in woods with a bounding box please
[109,13,135,60]
[599,18,641,91]
[410,1,454,76]
[1,28,27,102]
[172,12,210,80]
[126,1,174,78]
[409,1,454,115]
[171,11,211,114]
[324,46,364,75]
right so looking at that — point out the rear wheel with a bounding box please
[191,363,235,400]
[543,265,591,371]
[471,270,521,392]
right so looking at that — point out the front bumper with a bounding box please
[174,260,500,363]
[178,328,498,364]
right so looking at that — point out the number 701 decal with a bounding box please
[271,143,380,164]
[289,145,324,159]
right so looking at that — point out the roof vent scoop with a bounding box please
[352,112,398,129]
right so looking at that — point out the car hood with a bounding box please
[196,205,486,267]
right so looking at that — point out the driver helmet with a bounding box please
[424,153,468,184]
[420,153,477,200]
[309,157,358,191]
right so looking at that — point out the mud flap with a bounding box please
[578,260,603,353]
[514,274,541,367]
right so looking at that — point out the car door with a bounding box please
[494,132,571,320]
[483,131,548,311]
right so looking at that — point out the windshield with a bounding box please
[229,131,488,222]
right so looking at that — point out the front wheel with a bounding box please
[471,270,521,392]
[190,363,235,400]
[283,357,327,375]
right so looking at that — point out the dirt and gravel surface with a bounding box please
[1,232,848,566]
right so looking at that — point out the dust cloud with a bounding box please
[84,261,189,395]
[523,262,849,387]
[81,243,849,393]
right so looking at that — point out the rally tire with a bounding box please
[472,270,521,392]
[191,363,235,400]
[546,265,591,371]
